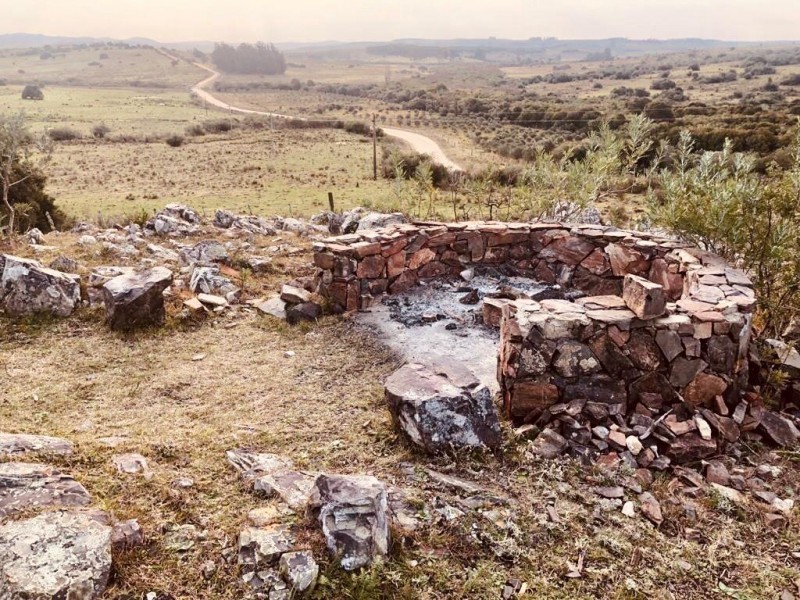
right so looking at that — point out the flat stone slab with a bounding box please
[0,511,112,599]
[0,432,74,458]
[0,462,92,518]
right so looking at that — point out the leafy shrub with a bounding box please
[165,135,185,147]
[2,163,69,232]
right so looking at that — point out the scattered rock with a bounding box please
[759,411,800,448]
[48,255,79,273]
[530,428,568,459]
[286,302,322,325]
[258,296,287,320]
[163,523,199,552]
[384,360,501,452]
[279,550,319,594]
[180,240,229,265]
[0,254,81,317]
[639,492,663,525]
[0,511,112,599]
[238,524,294,569]
[308,474,390,570]
[112,453,153,478]
[280,284,311,305]
[102,267,173,331]
[254,470,317,511]
[112,519,144,551]
[0,432,73,457]
[0,462,92,517]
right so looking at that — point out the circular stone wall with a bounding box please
[314,221,755,464]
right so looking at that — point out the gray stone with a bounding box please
[238,524,294,569]
[759,411,800,448]
[0,511,112,599]
[189,265,239,297]
[254,470,317,510]
[48,255,79,273]
[111,519,144,551]
[0,462,92,517]
[655,330,683,362]
[384,360,501,452]
[552,340,601,377]
[280,284,311,305]
[0,432,74,458]
[258,296,287,320]
[530,428,568,459]
[112,453,152,478]
[102,267,173,331]
[286,302,322,325]
[179,240,229,265]
[0,254,81,317]
[669,358,708,389]
[279,550,319,593]
[308,474,390,571]
[226,449,293,483]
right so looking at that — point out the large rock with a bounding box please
[102,267,173,331]
[0,462,92,518]
[759,411,800,448]
[0,254,80,317]
[189,265,239,297]
[308,474,389,571]
[356,212,407,231]
[0,432,73,458]
[180,240,229,265]
[384,360,501,452]
[0,511,112,599]
[622,274,666,320]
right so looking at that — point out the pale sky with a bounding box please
[2,0,798,43]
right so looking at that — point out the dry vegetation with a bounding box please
[1,231,800,599]
[2,40,800,599]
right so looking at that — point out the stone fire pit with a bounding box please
[314,221,758,464]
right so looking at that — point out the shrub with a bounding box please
[21,85,43,100]
[780,74,800,87]
[165,135,184,147]
[92,123,110,139]
[48,127,82,141]
[185,124,206,136]
[2,163,69,233]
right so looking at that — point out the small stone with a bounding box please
[595,486,625,499]
[112,453,153,479]
[710,482,746,505]
[695,416,712,441]
[626,436,643,456]
[258,296,287,320]
[111,519,144,551]
[608,430,627,449]
[280,284,311,305]
[279,550,318,593]
[191,353,206,361]
[622,501,636,517]
[238,525,294,568]
[197,293,227,307]
[705,461,730,486]
[759,411,800,447]
[639,492,663,525]
[531,428,568,459]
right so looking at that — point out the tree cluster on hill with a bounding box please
[211,42,286,75]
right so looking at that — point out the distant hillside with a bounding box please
[0,33,215,51]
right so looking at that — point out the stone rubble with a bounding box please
[102,266,173,331]
[0,253,80,316]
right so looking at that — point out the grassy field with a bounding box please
[47,128,394,221]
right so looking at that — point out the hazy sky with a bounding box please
[3,0,798,43]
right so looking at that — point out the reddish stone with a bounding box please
[381,238,407,257]
[389,271,418,294]
[367,279,388,295]
[333,257,356,278]
[329,281,348,308]
[667,433,718,463]
[346,280,360,312]
[487,231,530,246]
[533,261,557,284]
[356,255,386,279]
[465,234,485,261]
[606,243,650,277]
[418,261,448,279]
[648,258,684,301]
[426,232,457,247]
[623,274,666,320]
[314,252,335,270]
[627,330,667,371]
[538,235,596,266]
[580,248,612,275]
[572,267,623,296]
[509,381,560,419]
[483,298,513,328]
[683,372,728,407]
[405,233,429,254]
[483,247,509,264]
[386,251,406,278]
[608,326,630,347]
[408,248,436,270]
[351,241,381,258]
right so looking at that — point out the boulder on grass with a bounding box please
[102,267,173,331]
[0,254,80,317]
[0,511,112,599]
[384,359,501,453]
[0,462,92,518]
[308,474,389,571]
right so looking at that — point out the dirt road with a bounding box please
[190,62,463,171]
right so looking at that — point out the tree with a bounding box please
[0,112,54,234]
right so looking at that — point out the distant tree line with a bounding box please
[211,42,286,75]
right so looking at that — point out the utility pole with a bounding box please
[372,114,378,181]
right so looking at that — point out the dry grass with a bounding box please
[1,232,799,599]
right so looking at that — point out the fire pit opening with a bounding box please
[314,221,756,465]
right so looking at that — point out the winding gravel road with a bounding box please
[190,62,463,171]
